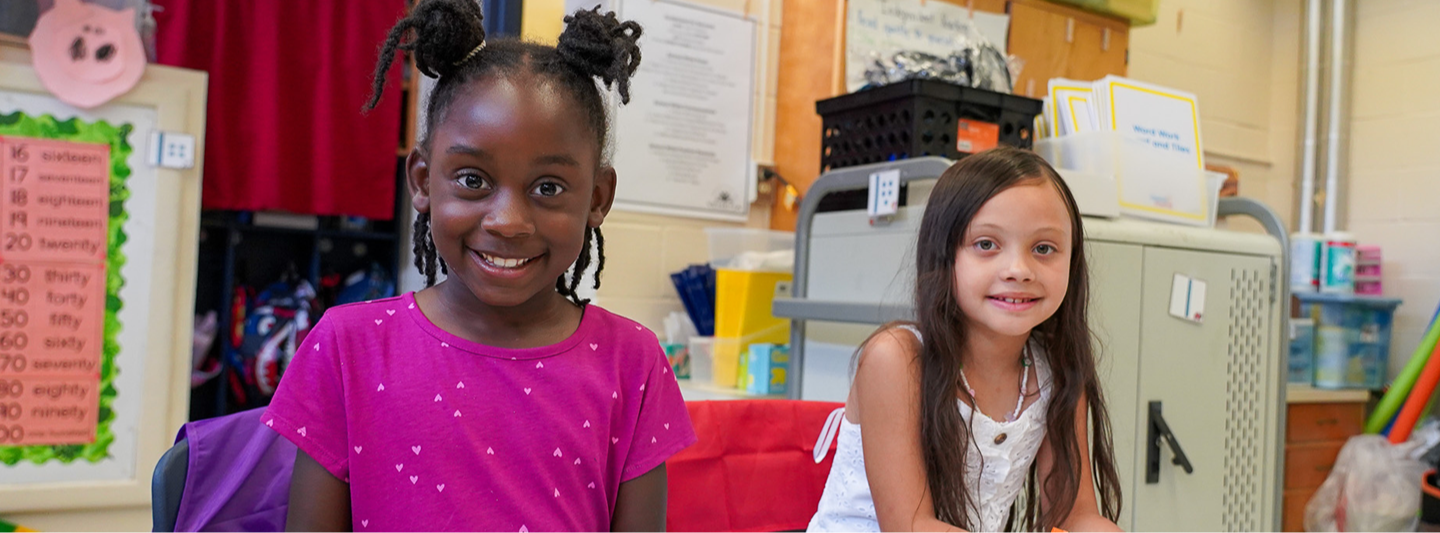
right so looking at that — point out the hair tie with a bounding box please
[453,40,487,66]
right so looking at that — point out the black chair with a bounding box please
[151,438,190,532]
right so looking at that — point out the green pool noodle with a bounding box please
[1367,315,1440,434]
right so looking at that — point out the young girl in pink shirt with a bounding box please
[266,2,695,530]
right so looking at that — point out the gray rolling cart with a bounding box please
[774,158,1291,531]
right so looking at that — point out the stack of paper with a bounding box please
[1037,75,1203,164]
[1034,75,1212,226]
[1047,78,1101,137]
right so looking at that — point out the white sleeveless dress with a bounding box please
[807,327,1052,532]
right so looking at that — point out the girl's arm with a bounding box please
[286,449,353,532]
[1039,393,1122,532]
[854,329,966,532]
[611,463,668,531]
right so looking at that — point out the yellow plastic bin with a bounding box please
[711,269,792,388]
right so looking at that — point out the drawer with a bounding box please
[1287,402,1365,443]
[1285,441,1345,489]
[1283,487,1318,532]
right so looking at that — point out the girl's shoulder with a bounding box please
[577,304,661,347]
[300,295,415,349]
[854,324,924,380]
[865,323,923,356]
[310,294,410,329]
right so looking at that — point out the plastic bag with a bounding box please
[858,20,1018,93]
[1304,422,1440,531]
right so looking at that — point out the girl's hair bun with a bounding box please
[366,0,486,111]
[405,0,488,79]
[556,7,643,104]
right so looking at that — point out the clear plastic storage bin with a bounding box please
[1033,130,1224,227]
[688,336,714,385]
[704,228,794,269]
[1294,292,1402,389]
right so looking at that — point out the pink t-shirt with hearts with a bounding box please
[265,292,697,532]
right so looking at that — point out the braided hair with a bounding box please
[367,0,642,305]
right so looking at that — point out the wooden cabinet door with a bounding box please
[1008,0,1129,98]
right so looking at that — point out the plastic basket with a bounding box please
[1295,292,1403,389]
[1033,130,1225,227]
[704,228,794,269]
[815,79,1044,173]
[689,336,714,385]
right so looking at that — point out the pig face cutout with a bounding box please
[31,0,146,108]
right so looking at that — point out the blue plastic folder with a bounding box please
[670,264,716,336]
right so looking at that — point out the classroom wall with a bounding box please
[537,0,1321,339]
[1348,0,1440,378]
[521,0,783,333]
[1127,0,1301,234]
[1126,0,1440,379]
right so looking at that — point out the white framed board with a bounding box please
[611,0,757,222]
[0,57,205,514]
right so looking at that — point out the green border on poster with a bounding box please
[0,111,130,465]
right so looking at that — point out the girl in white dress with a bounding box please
[809,148,1123,532]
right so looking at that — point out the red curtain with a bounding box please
[154,0,406,220]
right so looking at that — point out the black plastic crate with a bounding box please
[816,79,1044,172]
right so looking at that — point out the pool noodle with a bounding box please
[1366,311,1440,433]
[1406,369,1440,437]
[1399,300,1440,435]
[1407,303,1440,436]
[1389,338,1440,443]
[1360,300,1440,436]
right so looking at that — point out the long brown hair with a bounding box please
[904,147,1121,530]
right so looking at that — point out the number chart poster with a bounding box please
[0,88,155,485]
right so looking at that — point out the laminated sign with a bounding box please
[0,113,130,466]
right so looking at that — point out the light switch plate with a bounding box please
[868,169,900,220]
[148,131,196,169]
[1168,273,1206,323]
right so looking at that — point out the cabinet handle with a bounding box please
[1146,401,1195,484]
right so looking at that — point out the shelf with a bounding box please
[772,298,913,324]
[201,220,398,242]
[316,229,400,242]
[1287,384,1371,404]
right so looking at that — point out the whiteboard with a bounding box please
[611,0,757,222]
[0,58,205,514]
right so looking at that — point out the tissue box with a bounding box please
[663,342,690,380]
[744,344,789,395]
